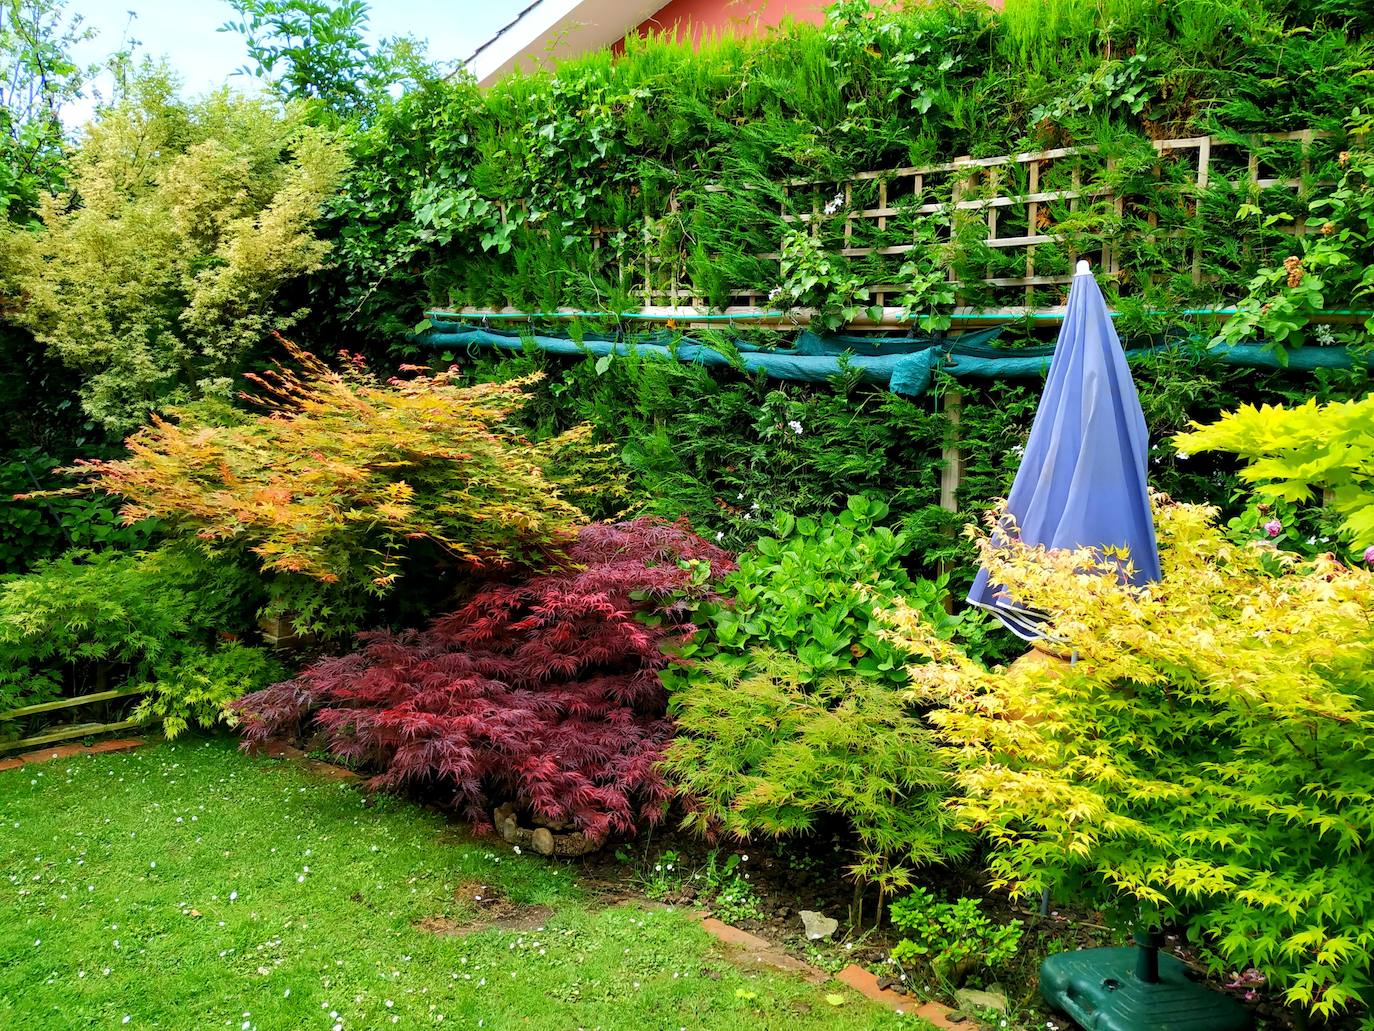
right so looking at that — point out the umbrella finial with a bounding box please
[1075,259,1092,276]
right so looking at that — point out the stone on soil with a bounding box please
[530,827,555,856]
[799,910,839,940]
[954,987,1008,1014]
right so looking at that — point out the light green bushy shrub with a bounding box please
[1176,391,1374,556]
[886,498,1374,1022]
[133,644,284,740]
[0,547,272,735]
[0,69,349,432]
[705,497,965,683]
[665,650,966,891]
[662,497,980,891]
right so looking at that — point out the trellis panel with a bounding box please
[664,130,1336,314]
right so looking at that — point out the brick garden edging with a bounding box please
[836,963,969,1028]
[0,737,147,772]
[252,739,361,782]
[695,914,967,1028]
[698,917,827,983]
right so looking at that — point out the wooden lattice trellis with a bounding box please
[640,129,1336,320]
[443,129,1346,327]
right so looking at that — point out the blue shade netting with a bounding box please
[968,262,1162,640]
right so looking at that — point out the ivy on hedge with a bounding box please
[318,0,1373,344]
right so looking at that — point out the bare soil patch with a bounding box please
[414,880,554,937]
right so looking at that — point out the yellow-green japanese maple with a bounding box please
[1174,393,1374,555]
[884,498,1374,1023]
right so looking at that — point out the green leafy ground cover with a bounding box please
[0,738,924,1031]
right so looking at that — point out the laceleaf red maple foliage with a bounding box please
[234,518,732,840]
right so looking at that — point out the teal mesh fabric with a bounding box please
[421,320,1355,397]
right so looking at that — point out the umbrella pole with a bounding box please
[1135,929,1162,984]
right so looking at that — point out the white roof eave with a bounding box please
[465,0,667,85]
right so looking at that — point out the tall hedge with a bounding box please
[320,0,1373,340]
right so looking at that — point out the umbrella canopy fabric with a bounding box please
[968,260,1161,640]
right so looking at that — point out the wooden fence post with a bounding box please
[939,387,964,613]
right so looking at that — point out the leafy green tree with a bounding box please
[0,0,91,219]
[220,0,433,120]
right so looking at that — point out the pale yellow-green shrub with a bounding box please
[1174,394,1374,555]
[2,71,348,431]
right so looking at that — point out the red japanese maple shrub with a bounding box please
[234,518,732,840]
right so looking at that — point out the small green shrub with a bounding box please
[665,651,965,890]
[1175,391,1374,556]
[0,547,269,733]
[633,850,683,901]
[663,497,974,890]
[775,228,874,332]
[700,496,971,682]
[0,448,160,574]
[134,644,284,740]
[696,851,764,925]
[889,888,1023,986]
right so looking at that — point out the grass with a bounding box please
[0,737,926,1030]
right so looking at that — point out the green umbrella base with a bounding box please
[1040,940,1253,1031]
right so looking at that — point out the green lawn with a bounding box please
[0,737,920,1030]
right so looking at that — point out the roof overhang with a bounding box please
[465,0,665,86]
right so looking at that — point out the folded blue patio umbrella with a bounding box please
[967,260,1161,640]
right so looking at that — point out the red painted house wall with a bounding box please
[616,0,828,50]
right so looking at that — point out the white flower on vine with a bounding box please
[1313,323,1336,346]
[823,191,844,216]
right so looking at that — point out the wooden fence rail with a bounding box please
[0,687,150,754]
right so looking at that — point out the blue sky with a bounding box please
[66,0,514,124]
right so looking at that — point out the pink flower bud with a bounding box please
[1263,519,1282,538]
[1364,545,1374,564]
